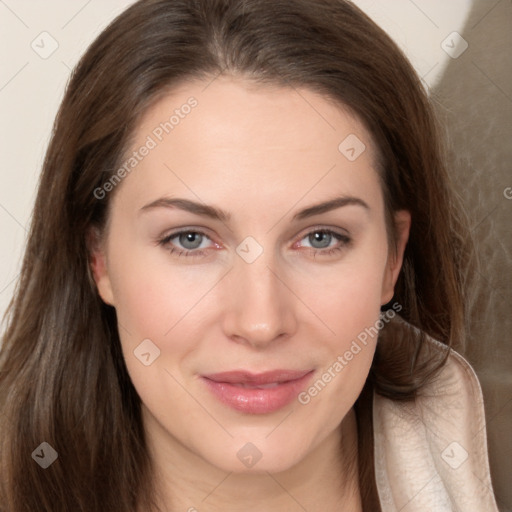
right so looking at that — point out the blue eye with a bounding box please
[305,230,335,249]
[158,230,213,257]
[298,229,351,256]
[176,232,205,250]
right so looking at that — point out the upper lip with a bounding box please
[202,369,313,385]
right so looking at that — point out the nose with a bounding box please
[222,252,297,349]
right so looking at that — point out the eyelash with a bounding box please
[157,228,352,259]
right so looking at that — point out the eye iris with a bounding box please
[179,232,202,250]
[309,231,332,249]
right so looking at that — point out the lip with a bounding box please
[201,369,314,414]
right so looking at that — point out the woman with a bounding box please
[0,0,499,510]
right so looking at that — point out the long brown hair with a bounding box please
[0,1,473,510]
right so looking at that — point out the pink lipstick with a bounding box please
[201,369,314,414]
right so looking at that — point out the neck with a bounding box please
[143,408,362,512]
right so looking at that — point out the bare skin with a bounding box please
[91,76,410,511]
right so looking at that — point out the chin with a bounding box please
[200,434,312,475]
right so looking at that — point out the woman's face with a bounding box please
[91,76,409,474]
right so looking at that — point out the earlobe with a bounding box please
[87,228,115,306]
[381,210,411,305]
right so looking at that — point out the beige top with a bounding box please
[373,338,499,511]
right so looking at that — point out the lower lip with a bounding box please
[202,372,314,414]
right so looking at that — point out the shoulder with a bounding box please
[372,324,499,511]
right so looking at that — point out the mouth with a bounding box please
[201,369,315,414]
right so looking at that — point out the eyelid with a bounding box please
[158,227,218,248]
[294,224,350,242]
[159,224,212,237]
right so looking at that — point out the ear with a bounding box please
[87,227,115,306]
[381,210,411,305]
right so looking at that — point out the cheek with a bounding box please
[108,259,205,412]
[293,258,385,436]
[310,269,382,380]
[106,241,232,404]
[300,237,388,346]
[108,239,218,337]
[295,235,388,401]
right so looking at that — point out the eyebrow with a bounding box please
[140,197,231,222]
[292,196,370,221]
[139,195,370,222]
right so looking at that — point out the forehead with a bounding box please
[114,76,382,215]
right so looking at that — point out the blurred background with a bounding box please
[0,1,510,509]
